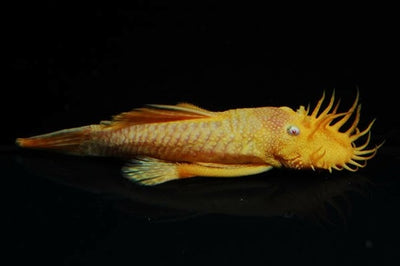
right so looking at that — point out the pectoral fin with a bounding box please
[122,157,273,186]
[178,162,273,179]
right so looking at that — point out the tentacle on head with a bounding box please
[344,105,361,135]
[350,119,376,141]
[315,90,336,119]
[298,90,382,173]
[330,90,360,131]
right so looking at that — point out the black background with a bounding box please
[4,2,400,265]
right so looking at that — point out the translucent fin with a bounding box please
[122,157,273,186]
[122,157,180,186]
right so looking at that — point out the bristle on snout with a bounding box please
[305,90,382,172]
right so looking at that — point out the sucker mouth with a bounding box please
[282,154,303,170]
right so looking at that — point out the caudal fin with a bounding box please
[16,125,94,155]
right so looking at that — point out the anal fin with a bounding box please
[122,157,273,186]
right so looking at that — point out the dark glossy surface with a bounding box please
[5,2,399,265]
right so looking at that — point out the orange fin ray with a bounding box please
[107,103,214,126]
[16,125,95,154]
[122,157,273,186]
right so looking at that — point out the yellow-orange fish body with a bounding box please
[16,92,381,185]
[92,107,289,165]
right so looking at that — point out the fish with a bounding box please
[16,91,382,185]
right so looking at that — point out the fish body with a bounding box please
[16,93,381,185]
[87,107,288,165]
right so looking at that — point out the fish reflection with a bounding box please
[16,150,372,222]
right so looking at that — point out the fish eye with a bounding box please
[287,125,300,136]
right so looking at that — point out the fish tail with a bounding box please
[16,125,97,155]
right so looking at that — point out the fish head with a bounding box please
[272,91,381,172]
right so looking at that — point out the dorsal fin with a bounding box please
[174,102,213,114]
[105,103,215,126]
